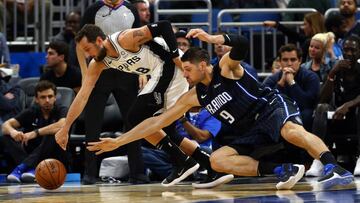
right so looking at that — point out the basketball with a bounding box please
[35,159,67,190]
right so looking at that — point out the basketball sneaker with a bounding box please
[318,164,354,189]
[21,169,36,183]
[353,157,360,176]
[274,164,305,190]
[7,163,28,183]
[305,159,323,177]
[161,157,199,187]
[192,171,234,189]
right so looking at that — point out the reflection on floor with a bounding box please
[0,177,359,202]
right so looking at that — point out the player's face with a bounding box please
[182,61,204,86]
[35,88,56,112]
[78,36,103,59]
[214,44,231,58]
[46,48,63,68]
[280,50,301,73]
[309,39,324,60]
[135,2,150,24]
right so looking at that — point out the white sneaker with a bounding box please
[305,159,323,177]
[353,157,360,176]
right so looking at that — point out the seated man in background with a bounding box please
[310,35,360,177]
[263,43,320,132]
[142,106,221,181]
[40,41,82,93]
[2,81,68,183]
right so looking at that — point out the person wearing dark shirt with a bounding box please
[311,35,360,176]
[51,11,82,69]
[40,41,82,93]
[263,44,320,132]
[1,81,68,183]
[339,0,360,40]
[87,29,354,190]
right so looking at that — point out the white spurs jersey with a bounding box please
[103,31,189,109]
[103,32,165,76]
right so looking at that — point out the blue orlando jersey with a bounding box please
[195,64,275,128]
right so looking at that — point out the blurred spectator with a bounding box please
[0,32,10,67]
[325,13,348,59]
[40,41,82,93]
[271,57,282,74]
[210,35,258,79]
[0,70,22,124]
[339,0,360,38]
[309,35,360,177]
[263,44,320,131]
[283,0,332,21]
[132,0,151,26]
[264,12,326,62]
[275,0,290,8]
[175,30,191,53]
[0,0,52,40]
[51,11,82,69]
[142,106,221,180]
[2,81,68,183]
[301,32,337,82]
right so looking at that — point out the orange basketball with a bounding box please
[35,159,67,190]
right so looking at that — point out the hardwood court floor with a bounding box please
[0,177,359,202]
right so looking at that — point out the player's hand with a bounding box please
[263,21,277,27]
[55,127,69,150]
[186,28,214,43]
[138,75,148,91]
[22,131,37,146]
[10,130,24,142]
[87,137,120,155]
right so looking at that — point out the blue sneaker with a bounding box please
[274,164,305,190]
[7,163,28,183]
[21,168,36,183]
[318,164,354,189]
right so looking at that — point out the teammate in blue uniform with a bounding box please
[87,28,354,190]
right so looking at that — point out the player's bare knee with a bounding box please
[281,121,306,143]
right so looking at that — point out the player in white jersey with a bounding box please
[55,21,233,188]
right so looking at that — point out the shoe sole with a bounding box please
[319,173,354,189]
[21,174,36,183]
[305,170,323,177]
[161,163,200,187]
[192,174,234,189]
[7,175,21,183]
[276,164,305,190]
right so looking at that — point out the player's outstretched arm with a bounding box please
[87,88,200,155]
[55,60,105,150]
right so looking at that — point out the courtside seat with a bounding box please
[16,77,40,108]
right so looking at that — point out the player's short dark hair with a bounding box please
[48,41,69,63]
[75,24,106,43]
[278,43,302,60]
[181,47,210,65]
[35,80,57,97]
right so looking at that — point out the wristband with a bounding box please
[179,116,188,124]
[34,129,40,137]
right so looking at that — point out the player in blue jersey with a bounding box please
[87,28,354,190]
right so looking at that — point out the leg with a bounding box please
[210,146,258,176]
[281,121,354,188]
[83,72,111,184]
[112,71,147,183]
